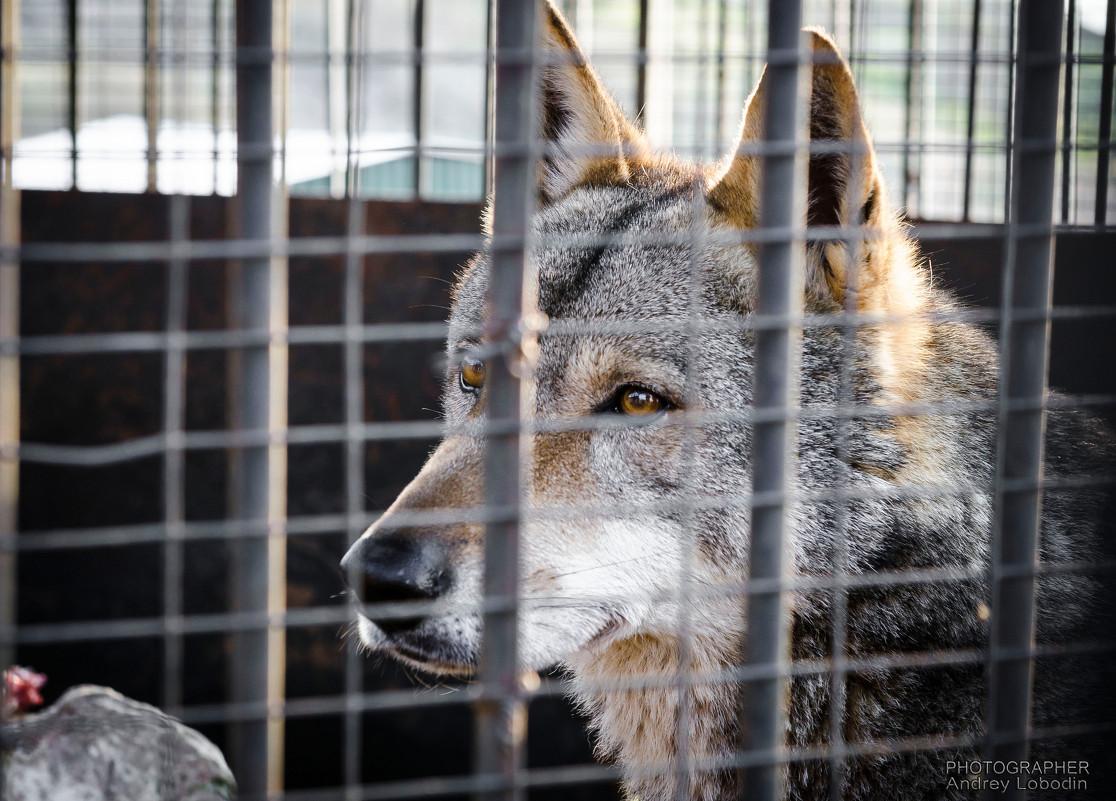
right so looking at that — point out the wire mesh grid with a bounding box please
[1,1,1116,800]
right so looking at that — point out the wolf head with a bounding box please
[342,2,933,678]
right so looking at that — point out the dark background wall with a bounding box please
[14,190,1115,797]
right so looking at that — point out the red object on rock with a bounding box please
[3,666,47,715]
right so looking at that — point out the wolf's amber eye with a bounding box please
[617,387,666,416]
[460,357,486,392]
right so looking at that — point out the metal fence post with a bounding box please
[0,0,20,676]
[903,0,923,215]
[962,0,982,222]
[1095,0,1114,225]
[474,1,538,799]
[66,0,76,189]
[229,0,289,796]
[740,1,806,798]
[1061,0,1076,224]
[144,0,160,193]
[161,194,189,717]
[984,0,1064,794]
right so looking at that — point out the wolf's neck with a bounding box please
[564,633,740,801]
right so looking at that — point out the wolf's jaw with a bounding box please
[356,603,637,675]
[354,614,478,676]
[388,642,477,677]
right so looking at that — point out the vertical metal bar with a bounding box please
[903,0,923,214]
[342,196,365,801]
[474,1,538,799]
[67,0,77,189]
[0,0,21,676]
[344,0,358,197]
[412,0,425,199]
[714,0,728,149]
[328,0,348,197]
[483,0,495,196]
[1094,0,1114,225]
[1002,0,1017,223]
[1061,0,1076,224]
[984,2,1063,796]
[162,194,190,716]
[213,0,222,194]
[826,80,871,801]
[636,0,649,124]
[740,2,805,798]
[847,0,858,80]
[669,8,716,795]
[962,0,983,222]
[229,0,289,796]
[145,0,160,193]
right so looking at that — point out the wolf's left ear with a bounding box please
[535,2,647,204]
[708,29,890,304]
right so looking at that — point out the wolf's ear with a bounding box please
[708,29,890,304]
[536,2,647,204]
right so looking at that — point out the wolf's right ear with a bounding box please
[535,2,647,204]
[708,30,893,307]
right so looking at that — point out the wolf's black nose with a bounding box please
[341,532,449,635]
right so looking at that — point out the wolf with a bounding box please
[342,3,1113,799]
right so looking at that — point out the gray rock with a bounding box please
[1,685,236,801]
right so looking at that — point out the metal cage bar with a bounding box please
[636,0,649,126]
[66,0,76,189]
[739,2,806,798]
[0,0,19,676]
[984,0,1064,791]
[412,0,425,199]
[227,0,290,796]
[902,0,923,213]
[1096,0,1115,226]
[1061,0,1076,225]
[160,193,190,716]
[473,1,538,799]
[144,0,159,193]
[962,0,982,222]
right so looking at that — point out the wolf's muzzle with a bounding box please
[341,531,451,635]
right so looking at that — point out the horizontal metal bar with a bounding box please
[19,42,1100,68]
[2,217,1109,266]
[7,386,1116,468]
[3,322,449,356]
[11,461,1116,573]
[3,604,352,644]
[6,450,1113,524]
[3,123,1070,162]
[6,134,1098,166]
[0,628,1089,722]
[7,302,1116,358]
[8,557,1116,651]
[181,637,1113,726]
[7,420,442,465]
[0,232,486,264]
[5,512,372,551]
